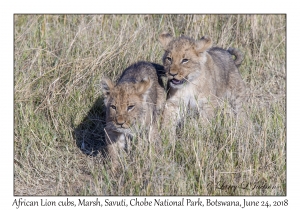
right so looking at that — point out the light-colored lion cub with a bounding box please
[101,61,165,171]
[158,33,247,132]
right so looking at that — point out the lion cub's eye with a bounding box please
[166,57,172,62]
[182,58,189,64]
[127,105,135,111]
[110,105,116,110]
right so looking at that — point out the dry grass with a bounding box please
[14,14,286,195]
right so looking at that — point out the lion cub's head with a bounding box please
[158,33,212,89]
[101,77,151,133]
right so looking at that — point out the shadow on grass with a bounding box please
[73,96,107,157]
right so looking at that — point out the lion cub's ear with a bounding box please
[194,35,212,53]
[101,77,114,97]
[158,32,173,50]
[135,77,152,96]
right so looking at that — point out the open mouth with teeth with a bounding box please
[170,78,185,85]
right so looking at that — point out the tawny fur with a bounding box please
[101,61,165,172]
[158,33,247,134]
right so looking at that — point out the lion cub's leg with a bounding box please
[155,85,166,115]
[161,101,181,141]
[199,96,218,122]
[104,129,127,173]
[147,122,164,153]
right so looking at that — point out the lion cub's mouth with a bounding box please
[170,78,185,85]
[114,125,131,132]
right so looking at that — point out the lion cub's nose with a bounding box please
[169,72,178,77]
[116,121,125,126]
[116,116,125,126]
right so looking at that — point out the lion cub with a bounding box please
[158,33,247,132]
[101,61,165,171]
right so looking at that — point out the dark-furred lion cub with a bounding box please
[158,33,247,133]
[101,61,165,171]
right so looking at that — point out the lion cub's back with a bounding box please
[117,61,159,85]
[208,47,238,73]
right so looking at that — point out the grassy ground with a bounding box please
[14,14,286,195]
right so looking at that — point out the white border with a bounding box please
[2,0,297,209]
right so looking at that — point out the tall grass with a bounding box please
[14,14,286,195]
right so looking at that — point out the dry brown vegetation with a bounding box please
[14,14,286,195]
